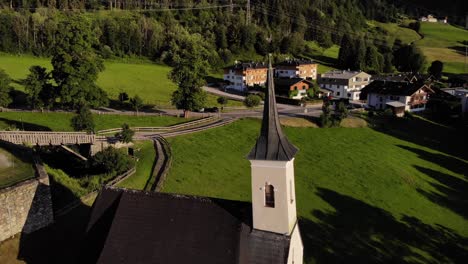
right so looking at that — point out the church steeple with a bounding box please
[247,56,298,161]
[248,55,299,236]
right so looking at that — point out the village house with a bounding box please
[80,60,304,264]
[223,62,268,91]
[275,59,318,80]
[365,80,434,115]
[317,70,371,100]
[441,88,468,115]
[274,78,313,99]
[372,73,434,84]
[420,14,438,22]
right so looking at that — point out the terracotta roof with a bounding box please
[247,58,298,161]
[274,78,312,90]
[81,187,291,264]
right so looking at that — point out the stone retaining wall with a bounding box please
[0,156,54,242]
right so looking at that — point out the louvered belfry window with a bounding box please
[265,184,275,208]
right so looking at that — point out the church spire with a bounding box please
[247,56,298,161]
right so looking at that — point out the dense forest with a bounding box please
[0,0,464,71]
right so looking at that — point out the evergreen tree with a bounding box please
[52,15,107,109]
[428,60,444,80]
[393,44,426,73]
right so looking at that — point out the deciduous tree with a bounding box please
[0,69,12,108]
[169,35,209,118]
[52,15,107,109]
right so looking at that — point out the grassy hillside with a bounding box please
[0,112,190,131]
[304,42,339,73]
[416,22,468,74]
[0,53,242,108]
[162,118,467,263]
[368,20,422,45]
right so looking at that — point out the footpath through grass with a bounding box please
[0,112,190,131]
[163,118,468,263]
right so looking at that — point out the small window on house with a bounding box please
[337,92,340,96]
[348,93,351,97]
[265,183,275,208]
[294,86,298,90]
[302,85,306,90]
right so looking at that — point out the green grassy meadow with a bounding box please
[161,118,467,263]
[0,147,34,188]
[369,20,422,45]
[118,141,156,190]
[0,112,190,131]
[0,53,242,108]
[304,42,339,74]
[416,22,468,74]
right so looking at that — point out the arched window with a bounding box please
[265,184,275,208]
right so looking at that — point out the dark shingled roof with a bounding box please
[224,62,268,70]
[81,187,291,264]
[247,59,298,161]
[275,59,316,67]
[362,80,433,96]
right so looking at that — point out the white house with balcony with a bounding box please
[223,62,268,91]
[365,80,434,112]
[317,70,371,100]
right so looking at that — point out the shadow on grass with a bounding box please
[397,145,468,176]
[0,117,52,131]
[300,188,468,264]
[414,165,468,219]
[448,45,467,57]
[17,180,91,264]
[369,116,468,160]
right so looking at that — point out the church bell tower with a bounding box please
[247,56,299,235]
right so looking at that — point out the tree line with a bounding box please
[0,0,436,66]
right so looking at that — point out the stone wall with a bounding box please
[0,157,54,242]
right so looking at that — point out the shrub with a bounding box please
[92,147,135,174]
[118,92,129,102]
[217,96,228,106]
[288,90,299,98]
[115,123,135,143]
[71,105,95,132]
[244,94,261,108]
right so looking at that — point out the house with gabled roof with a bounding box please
[80,58,304,264]
[317,70,371,100]
[223,62,268,91]
[275,59,318,80]
[365,80,434,112]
